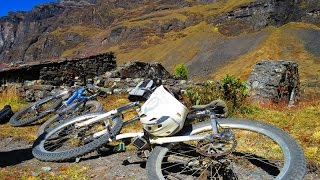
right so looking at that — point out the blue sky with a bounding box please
[0,0,58,17]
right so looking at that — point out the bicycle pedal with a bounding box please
[132,136,148,150]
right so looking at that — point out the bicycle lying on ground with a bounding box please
[32,84,306,179]
[9,85,102,131]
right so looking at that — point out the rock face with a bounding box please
[247,60,300,105]
[0,0,319,64]
[114,62,172,79]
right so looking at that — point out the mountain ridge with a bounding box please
[0,0,319,85]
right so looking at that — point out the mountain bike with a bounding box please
[32,85,306,179]
[9,85,102,128]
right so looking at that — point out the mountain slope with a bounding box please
[0,0,319,86]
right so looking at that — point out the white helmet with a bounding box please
[139,85,189,137]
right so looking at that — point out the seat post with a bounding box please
[209,111,219,135]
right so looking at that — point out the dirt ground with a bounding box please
[0,137,319,180]
[0,138,147,179]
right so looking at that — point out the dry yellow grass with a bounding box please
[97,94,142,133]
[1,85,320,166]
[50,26,103,39]
[212,22,320,85]
[105,22,219,72]
[235,99,320,165]
[0,165,88,179]
[0,86,39,142]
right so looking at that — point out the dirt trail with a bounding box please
[0,138,319,179]
[0,138,146,179]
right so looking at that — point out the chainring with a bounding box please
[196,130,237,157]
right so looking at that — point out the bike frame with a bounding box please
[74,101,218,145]
[56,87,96,113]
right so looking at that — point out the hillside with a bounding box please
[0,0,319,87]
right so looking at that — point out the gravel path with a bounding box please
[0,137,319,180]
[0,138,147,179]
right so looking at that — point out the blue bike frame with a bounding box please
[64,87,90,106]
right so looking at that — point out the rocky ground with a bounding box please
[0,138,147,179]
[0,137,319,179]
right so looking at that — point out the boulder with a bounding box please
[115,62,172,79]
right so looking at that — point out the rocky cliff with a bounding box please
[0,0,319,86]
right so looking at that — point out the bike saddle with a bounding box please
[191,99,228,117]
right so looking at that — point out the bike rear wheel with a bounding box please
[32,111,122,162]
[147,118,306,180]
[37,100,103,136]
[9,96,62,127]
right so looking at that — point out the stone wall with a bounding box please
[1,77,191,102]
[39,53,116,85]
[247,60,299,105]
[0,60,178,102]
[0,53,116,86]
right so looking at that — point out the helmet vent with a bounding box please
[150,118,157,121]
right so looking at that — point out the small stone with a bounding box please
[31,171,39,177]
[41,166,52,172]
[252,81,259,89]
[113,88,123,94]
[113,78,121,82]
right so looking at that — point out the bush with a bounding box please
[186,81,221,105]
[221,74,248,108]
[185,75,248,112]
[174,64,188,80]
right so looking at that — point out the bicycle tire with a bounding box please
[37,100,103,136]
[9,96,62,127]
[147,118,306,180]
[32,111,123,162]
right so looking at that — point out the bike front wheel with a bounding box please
[32,111,123,162]
[147,118,306,180]
[9,96,62,127]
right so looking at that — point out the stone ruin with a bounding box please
[247,60,300,105]
[0,52,116,86]
[1,56,301,105]
[0,56,179,102]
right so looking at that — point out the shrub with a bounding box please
[220,74,248,109]
[185,75,248,111]
[186,81,221,105]
[174,64,188,80]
